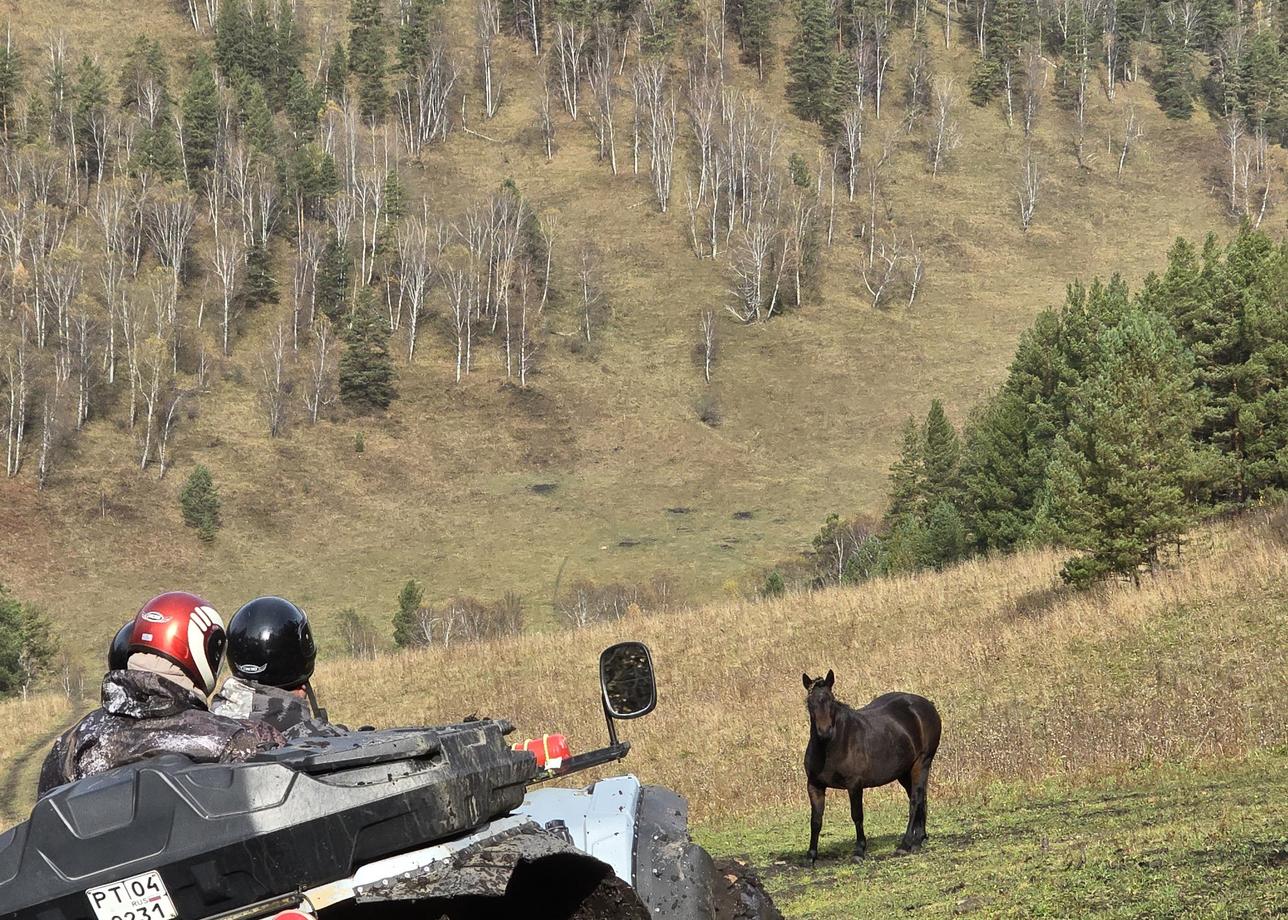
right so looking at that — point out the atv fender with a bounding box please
[517,777,716,920]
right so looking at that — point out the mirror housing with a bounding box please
[599,641,657,720]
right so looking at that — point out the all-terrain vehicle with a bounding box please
[0,642,777,920]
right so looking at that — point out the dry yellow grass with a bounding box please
[0,693,75,825]
[1,516,1282,828]
[311,514,1288,823]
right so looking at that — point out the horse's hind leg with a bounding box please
[807,781,826,867]
[848,786,867,861]
[897,758,931,854]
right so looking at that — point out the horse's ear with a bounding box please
[801,672,812,689]
[824,669,835,688]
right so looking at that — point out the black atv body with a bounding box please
[0,722,535,920]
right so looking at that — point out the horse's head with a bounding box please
[801,669,837,739]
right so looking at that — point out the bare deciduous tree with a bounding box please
[928,77,962,177]
[303,316,338,424]
[208,203,245,356]
[3,319,31,477]
[1117,103,1143,178]
[396,212,441,361]
[477,0,503,119]
[554,17,588,119]
[538,81,556,159]
[637,62,677,212]
[588,26,618,174]
[1017,146,1040,230]
[1022,44,1043,137]
[697,308,717,382]
[394,38,458,153]
[840,107,863,200]
[257,322,292,437]
[576,241,604,343]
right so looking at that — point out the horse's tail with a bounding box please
[915,695,943,761]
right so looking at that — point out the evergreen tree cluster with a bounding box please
[809,227,1288,589]
[0,584,56,699]
[179,465,223,542]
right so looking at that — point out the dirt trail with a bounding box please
[0,715,79,826]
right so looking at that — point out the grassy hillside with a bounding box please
[0,1,1253,657]
[313,511,1287,821]
[2,514,1283,915]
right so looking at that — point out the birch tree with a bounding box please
[257,321,292,437]
[208,203,245,356]
[928,77,961,176]
[477,0,503,119]
[303,316,338,424]
[1017,146,1040,230]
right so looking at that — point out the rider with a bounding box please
[211,596,337,738]
[107,620,133,671]
[38,592,285,797]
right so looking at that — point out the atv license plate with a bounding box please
[86,871,178,920]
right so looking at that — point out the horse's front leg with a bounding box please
[848,786,866,861]
[807,781,826,866]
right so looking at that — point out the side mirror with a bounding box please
[599,642,657,720]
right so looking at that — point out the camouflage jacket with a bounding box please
[210,677,342,740]
[37,671,284,798]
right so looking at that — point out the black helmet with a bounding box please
[226,596,316,690]
[108,621,133,671]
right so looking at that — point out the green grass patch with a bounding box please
[697,752,1288,918]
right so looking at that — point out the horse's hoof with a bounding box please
[850,853,866,864]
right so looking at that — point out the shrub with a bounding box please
[557,574,678,629]
[695,392,723,427]
[179,465,221,542]
[338,608,379,658]
[761,571,786,597]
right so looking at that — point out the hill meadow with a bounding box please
[1,0,1287,916]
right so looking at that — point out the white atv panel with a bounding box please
[516,775,643,886]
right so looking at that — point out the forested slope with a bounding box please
[0,0,1268,657]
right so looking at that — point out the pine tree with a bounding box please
[316,235,350,320]
[73,56,109,178]
[179,465,223,542]
[1049,307,1198,586]
[884,416,925,526]
[0,37,22,138]
[349,0,388,122]
[215,0,253,78]
[787,0,840,129]
[340,287,397,411]
[275,0,306,77]
[245,242,280,308]
[397,0,443,74]
[960,390,1040,552]
[247,0,277,86]
[135,119,183,181]
[118,37,169,113]
[731,0,775,79]
[182,56,220,179]
[285,70,321,141]
[921,399,961,508]
[238,77,277,153]
[923,500,968,569]
[325,41,349,102]
[392,578,425,648]
[1154,22,1194,119]
[1144,230,1288,503]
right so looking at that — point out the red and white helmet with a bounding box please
[127,591,227,695]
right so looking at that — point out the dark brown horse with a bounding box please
[802,670,941,865]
